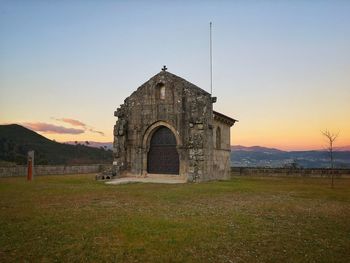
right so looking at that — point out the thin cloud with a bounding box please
[52,117,105,136]
[89,128,105,136]
[53,118,86,127]
[23,122,84,134]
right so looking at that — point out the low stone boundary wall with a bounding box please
[0,164,112,177]
[231,167,350,178]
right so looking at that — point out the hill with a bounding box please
[231,145,350,168]
[334,145,350,151]
[64,141,113,150]
[0,124,112,165]
[231,145,283,153]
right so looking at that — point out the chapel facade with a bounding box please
[112,68,236,182]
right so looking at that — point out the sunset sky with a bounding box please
[1,1,349,151]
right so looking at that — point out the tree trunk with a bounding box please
[330,147,334,188]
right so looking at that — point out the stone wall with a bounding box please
[211,119,232,180]
[231,167,350,178]
[0,164,111,177]
[212,149,231,180]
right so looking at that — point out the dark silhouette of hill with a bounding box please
[0,124,112,165]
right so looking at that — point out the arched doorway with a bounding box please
[147,126,179,174]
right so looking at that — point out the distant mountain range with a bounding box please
[81,143,350,168]
[231,145,283,153]
[333,146,350,151]
[64,142,350,168]
[0,124,112,165]
[231,145,350,168]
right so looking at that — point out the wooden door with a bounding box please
[147,126,179,174]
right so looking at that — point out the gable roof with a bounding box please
[125,69,238,127]
[138,70,211,96]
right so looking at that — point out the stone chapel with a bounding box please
[112,67,237,182]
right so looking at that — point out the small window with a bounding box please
[160,86,166,100]
[216,127,221,149]
[156,83,166,100]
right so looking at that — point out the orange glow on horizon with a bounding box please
[232,129,350,151]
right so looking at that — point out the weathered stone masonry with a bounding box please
[113,69,236,182]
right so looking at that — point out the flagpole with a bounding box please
[210,22,213,95]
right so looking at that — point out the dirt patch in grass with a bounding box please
[0,174,349,262]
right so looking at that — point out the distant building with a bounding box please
[113,68,237,182]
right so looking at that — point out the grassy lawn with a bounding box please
[0,175,349,263]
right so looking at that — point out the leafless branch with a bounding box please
[321,129,339,143]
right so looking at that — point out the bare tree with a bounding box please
[321,129,339,188]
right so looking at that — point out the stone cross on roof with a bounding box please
[161,65,168,71]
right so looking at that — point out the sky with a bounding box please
[1,0,349,151]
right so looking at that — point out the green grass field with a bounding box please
[0,174,349,263]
